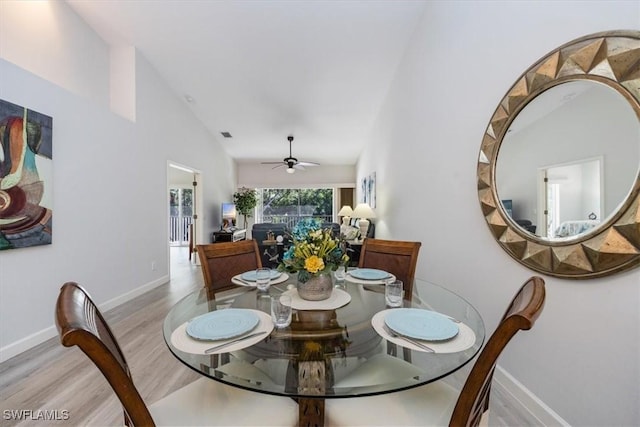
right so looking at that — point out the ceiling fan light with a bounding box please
[286,167,295,174]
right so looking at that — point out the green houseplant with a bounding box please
[233,187,257,228]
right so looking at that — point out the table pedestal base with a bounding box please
[298,398,324,427]
[298,360,326,427]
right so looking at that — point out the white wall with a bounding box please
[238,162,356,188]
[0,1,236,360]
[0,0,109,106]
[357,1,640,426]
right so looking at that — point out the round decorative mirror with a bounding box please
[477,30,640,279]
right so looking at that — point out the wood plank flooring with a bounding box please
[0,247,540,426]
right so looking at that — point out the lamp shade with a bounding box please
[337,205,354,217]
[352,203,376,219]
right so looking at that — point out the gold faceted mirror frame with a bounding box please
[477,30,640,279]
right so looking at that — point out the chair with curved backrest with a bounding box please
[358,238,421,299]
[197,240,262,292]
[55,282,298,427]
[326,276,546,427]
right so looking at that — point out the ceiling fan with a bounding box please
[261,136,320,174]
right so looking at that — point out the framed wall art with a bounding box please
[360,172,376,208]
[0,99,53,250]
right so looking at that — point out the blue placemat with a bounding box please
[186,309,259,341]
[384,308,458,341]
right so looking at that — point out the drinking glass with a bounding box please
[255,268,271,292]
[385,280,404,307]
[271,295,292,328]
[334,265,347,289]
[256,293,271,314]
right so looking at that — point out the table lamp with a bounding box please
[352,203,376,240]
[337,205,354,226]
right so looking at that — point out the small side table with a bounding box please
[211,229,247,243]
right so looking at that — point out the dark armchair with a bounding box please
[515,219,536,234]
[321,222,341,238]
[252,223,290,269]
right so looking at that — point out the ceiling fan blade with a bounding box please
[264,135,320,171]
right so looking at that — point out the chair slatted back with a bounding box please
[197,240,262,292]
[358,238,421,298]
[449,276,546,427]
[55,282,154,426]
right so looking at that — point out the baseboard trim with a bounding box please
[494,365,569,426]
[99,275,169,312]
[0,275,169,363]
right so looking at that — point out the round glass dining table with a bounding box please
[163,276,485,426]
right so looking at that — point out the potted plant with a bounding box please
[233,187,257,229]
[278,218,349,301]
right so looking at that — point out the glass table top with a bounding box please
[163,276,485,399]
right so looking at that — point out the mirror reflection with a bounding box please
[496,80,640,240]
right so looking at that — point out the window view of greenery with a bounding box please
[169,188,193,245]
[259,188,334,229]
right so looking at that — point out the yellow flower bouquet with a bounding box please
[279,218,349,283]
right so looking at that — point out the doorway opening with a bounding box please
[168,162,202,275]
[169,187,193,247]
[537,157,602,238]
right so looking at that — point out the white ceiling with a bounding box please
[66,0,427,166]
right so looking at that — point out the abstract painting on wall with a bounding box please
[361,176,368,204]
[360,172,377,208]
[368,172,376,208]
[0,99,53,250]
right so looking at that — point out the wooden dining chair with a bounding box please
[358,238,422,299]
[55,281,298,426]
[326,276,546,427]
[197,240,262,292]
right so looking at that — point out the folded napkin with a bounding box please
[171,310,273,354]
[282,288,351,310]
[232,272,289,287]
[371,310,476,353]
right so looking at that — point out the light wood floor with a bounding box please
[0,247,540,426]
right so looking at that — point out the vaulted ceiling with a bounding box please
[67,0,427,167]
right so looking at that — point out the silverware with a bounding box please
[234,276,255,286]
[382,324,434,353]
[444,315,461,323]
[204,331,268,354]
